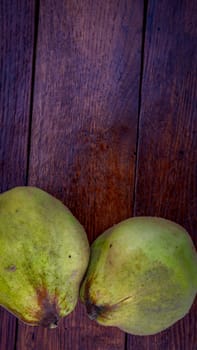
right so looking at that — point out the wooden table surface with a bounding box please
[0,0,196,349]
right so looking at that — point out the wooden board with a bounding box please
[16,1,143,349]
[127,0,197,349]
[0,1,35,349]
[1,0,196,349]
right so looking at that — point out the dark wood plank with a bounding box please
[128,0,197,349]
[0,310,16,350]
[16,1,144,349]
[0,1,35,349]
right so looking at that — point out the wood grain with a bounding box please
[2,0,196,349]
[0,1,35,349]
[127,0,197,349]
[16,1,143,349]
